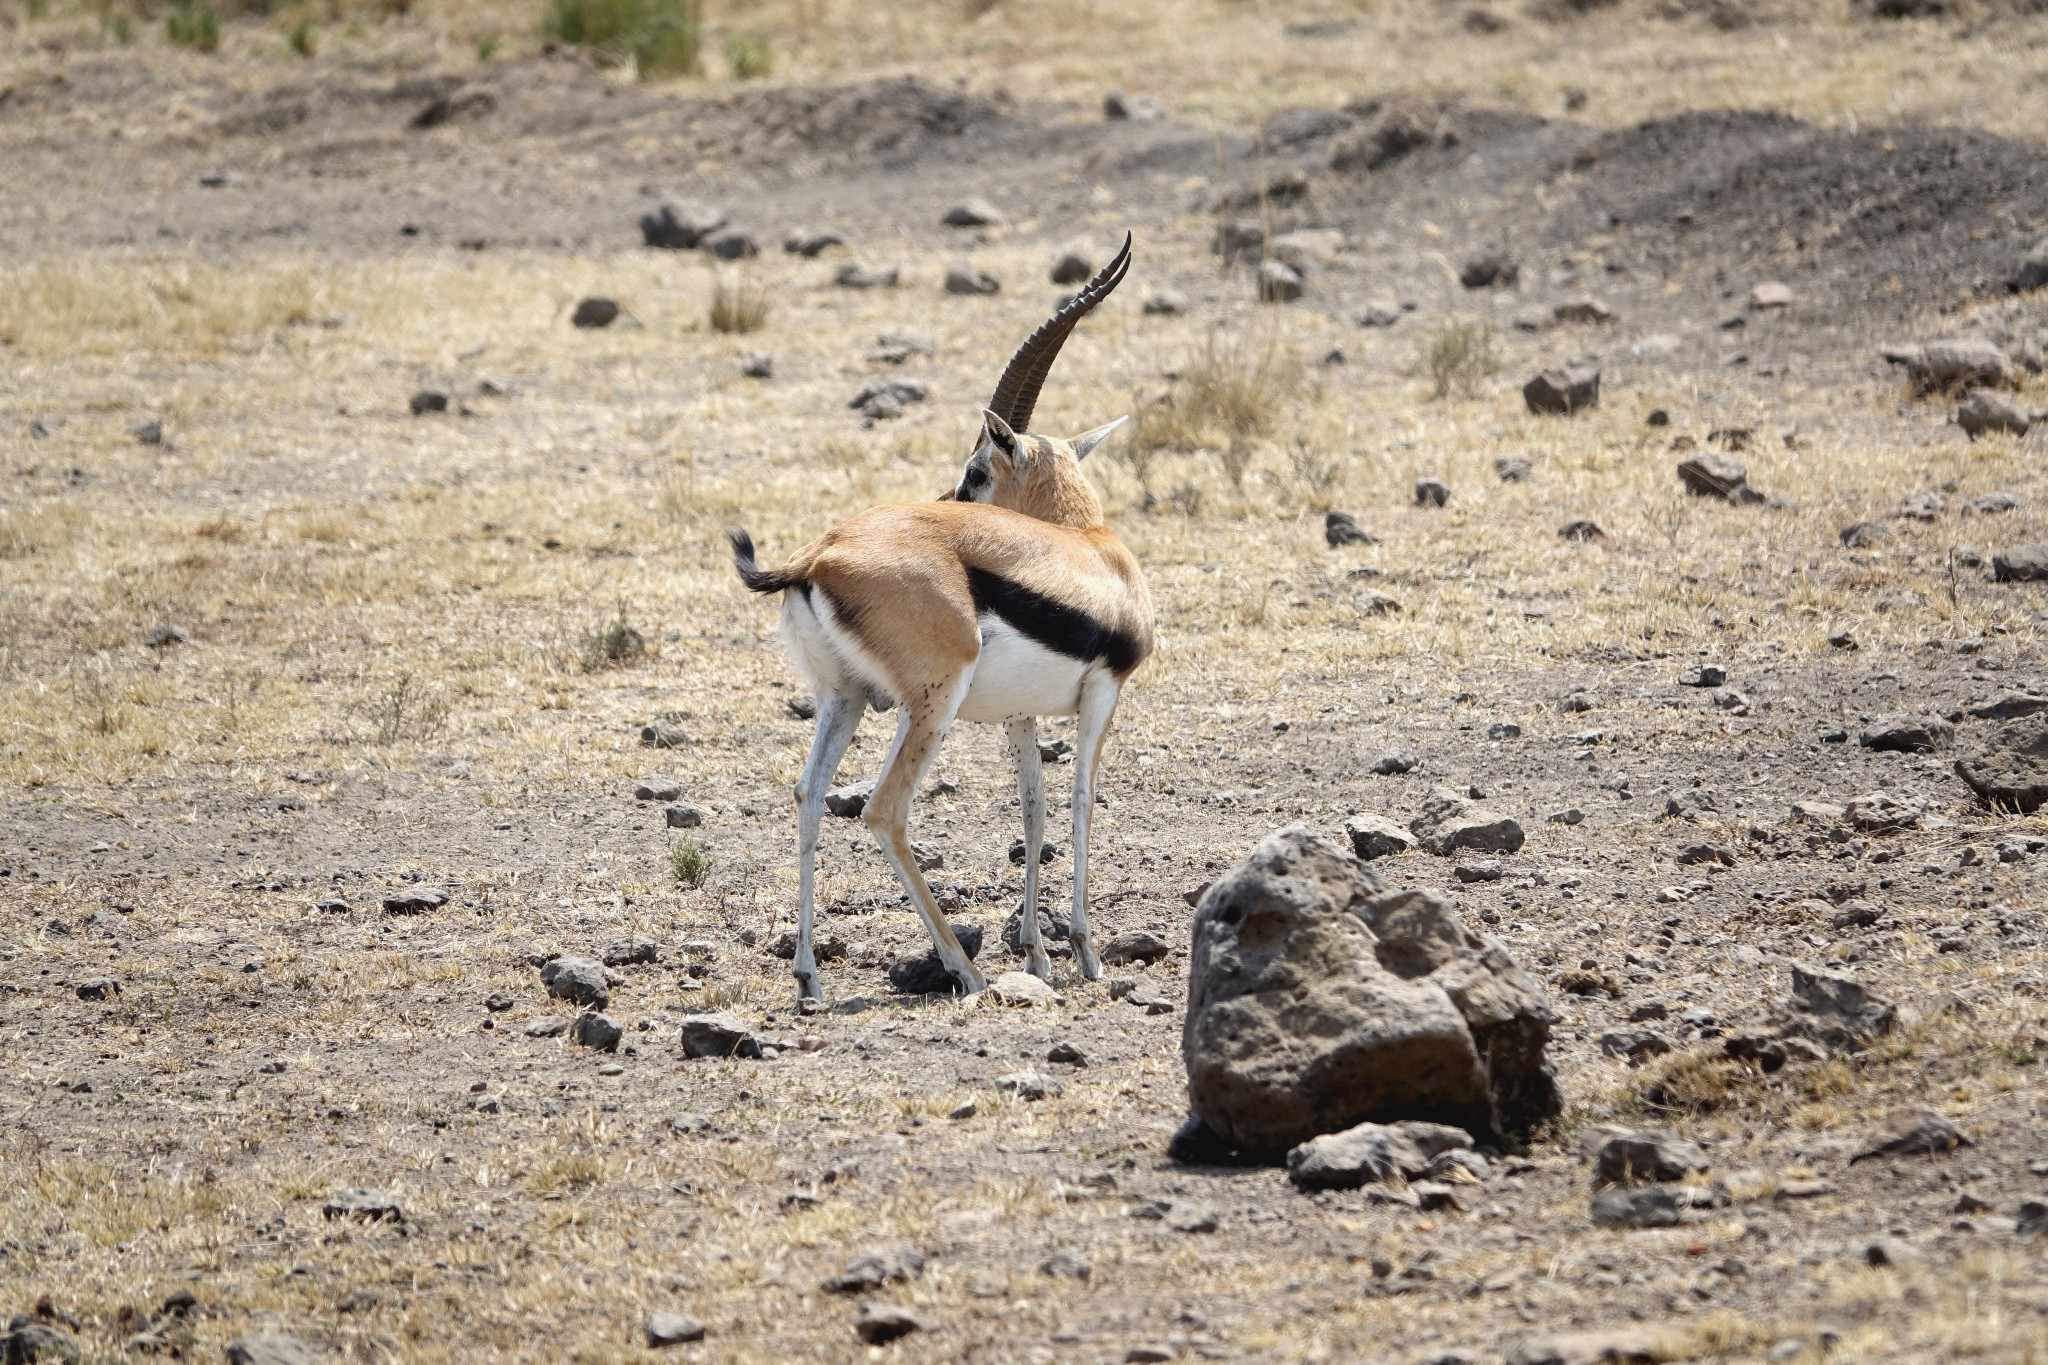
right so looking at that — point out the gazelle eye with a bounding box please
[964,467,988,487]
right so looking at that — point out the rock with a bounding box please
[1955,717,2048,812]
[833,263,899,289]
[1101,931,1172,966]
[1345,813,1416,860]
[1370,748,1419,775]
[1002,904,1071,954]
[1993,544,2048,582]
[665,804,701,829]
[1414,475,1450,508]
[1594,1130,1709,1185]
[1589,1184,1682,1228]
[853,1306,928,1345]
[1558,519,1603,541]
[1859,714,1952,753]
[1494,454,1533,482]
[1163,1202,1219,1233]
[4,1324,83,1364]
[1009,838,1061,865]
[869,328,935,365]
[635,778,682,801]
[1460,253,1517,289]
[1257,260,1305,302]
[409,389,448,415]
[1285,1119,1474,1190]
[1675,843,1736,866]
[704,230,758,260]
[1324,511,1378,547]
[1548,808,1585,825]
[1142,290,1185,315]
[2018,1199,2048,1236]
[484,991,514,1012]
[1965,491,2020,515]
[1839,519,1888,548]
[1358,302,1402,327]
[144,623,189,649]
[1676,451,1748,498]
[783,228,845,257]
[1453,860,1505,886]
[571,297,620,329]
[823,1248,925,1293]
[1505,1328,1671,1365]
[1046,1041,1088,1066]
[525,1015,569,1038]
[1040,1248,1091,1280]
[1598,1029,1672,1064]
[1213,220,1264,262]
[740,353,773,380]
[382,888,448,914]
[1864,1236,1922,1268]
[770,930,846,961]
[646,1312,707,1346]
[825,780,875,817]
[603,936,660,966]
[132,419,164,445]
[943,198,1004,228]
[539,956,609,1010]
[1790,962,1898,1048]
[1897,489,1947,521]
[677,1012,762,1059]
[1523,366,1600,414]
[1554,298,1613,324]
[887,922,984,994]
[1183,826,1558,1150]
[225,1336,317,1365]
[1409,787,1525,855]
[1104,89,1166,120]
[570,1011,622,1052]
[996,1069,1062,1099]
[1049,250,1093,285]
[2014,235,2048,292]
[1882,337,2011,394]
[1851,1106,1970,1162]
[987,971,1056,1006]
[1677,664,1725,688]
[1486,722,1521,741]
[944,262,1000,295]
[75,977,120,1000]
[640,200,725,249]
[1749,281,1795,309]
[323,1187,403,1222]
[1844,792,1919,832]
[1957,389,2032,438]
[641,722,688,748]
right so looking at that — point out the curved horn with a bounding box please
[987,231,1132,436]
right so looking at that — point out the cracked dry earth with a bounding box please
[8,635,2048,1363]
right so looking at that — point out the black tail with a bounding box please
[728,527,804,595]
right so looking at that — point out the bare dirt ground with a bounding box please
[6,2,2048,1362]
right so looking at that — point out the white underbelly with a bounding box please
[957,616,1091,723]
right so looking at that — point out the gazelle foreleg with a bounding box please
[1067,673,1122,981]
[864,673,988,995]
[1003,717,1051,980]
[790,688,866,1003]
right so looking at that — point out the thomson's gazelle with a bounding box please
[730,235,1154,1001]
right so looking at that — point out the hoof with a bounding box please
[951,964,989,996]
[1024,950,1054,982]
[1072,941,1103,982]
[794,969,824,1004]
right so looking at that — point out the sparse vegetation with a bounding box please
[541,0,701,78]
[667,835,711,887]
[709,270,771,333]
[351,673,451,744]
[286,14,314,54]
[166,0,221,49]
[725,30,771,78]
[1419,319,1502,398]
[580,600,649,670]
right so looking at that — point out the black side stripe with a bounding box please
[967,567,1142,675]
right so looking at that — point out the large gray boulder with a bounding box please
[1881,337,2012,394]
[1956,717,2048,814]
[1183,826,1559,1151]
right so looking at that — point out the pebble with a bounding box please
[322,1187,403,1223]
[1047,1041,1089,1066]
[540,956,610,1010]
[942,197,1005,227]
[996,1070,1063,1100]
[987,971,1057,1007]
[75,977,120,1000]
[636,778,683,801]
[1100,930,1171,965]
[1414,475,1451,507]
[826,781,875,817]
[1589,1184,1682,1228]
[1041,1248,1091,1279]
[1143,291,1185,315]
[944,262,1001,295]
[382,888,448,914]
[525,1015,570,1038]
[646,1312,707,1347]
[571,297,620,328]
[834,263,900,289]
[570,1012,622,1052]
[1454,860,1503,883]
[225,1336,318,1365]
[665,804,701,829]
[853,1305,928,1345]
[823,1248,925,1293]
[409,390,448,415]
[1325,510,1378,547]
[678,1012,764,1059]
[1851,1107,1970,1163]
[1370,748,1418,775]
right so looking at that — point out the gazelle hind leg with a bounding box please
[864,672,987,995]
[1067,673,1122,981]
[789,689,866,1003]
[1003,717,1051,980]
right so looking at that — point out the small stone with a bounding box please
[740,352,774,379]
[1677,665,1726,688]
[570,1011,622,1052]
[1325,510,1379,547]
[1358,302,1402,327]
[132,420,164,445]
[1750,281,1795,309]
[1344,813,1416,860]
[1589,1184,1682,1228]
[1851,1107,1970,1162]
[853,1305,928,1345]
[834,263,899,289]
[1414,475,1451,507]
[1965,491,2020,516]
[887,923,985,995]
[1898,488,1947,521]
[1554,297,1613,325]
[1355,588,1404,616]
[1046,1041,1088,1067]
[225,1335,317,1365]
[1840,520,1889,548]
[539,956,610,1010]
[665,804,701,829]
[1599,1029,1672,1064]
[789,694,818,720]
[571,297,620,328]
[1548,807,1584,825]
[1100,931,1171,966]
[1460,252,1518,289]
[1559,518,1604,541]
[825,781,874,818]
[484,991,514,1012]
[1257,259,1305,302]
[409,389,449,415]
[641,723,689,748]
[323,1187,403,1222]
[1409,787,1525,855]
[678,1012,763,1060]
[944,262,1000,295]
[1495,454,1533,482]
[1143,291,1185,315]
[704,230,758,260]
[996,1069,1063,1100]
[1486,722,1521,740]
[382,888,448,914]
[1454,860,1503,883]
[1041,1248,1091,1280]
[1864,1236,1923,1268]
[1164,1203,1219,1233]
[1594,1130,1710,1185]
[635,778,683,801]
[525,1015,570,1038]
[988,971,1057,1007]
[646,1312,707,1347]
[1523,365,1600,414]
[1050,250,1093,285]
[1677,451,1748,499]
[1675,843,1736,866]
[943,197,1005,227]
[75,977,120,1000]
[1370,748,1418,775]
[1008,838,1060,865]
[1958,389,2035,439]
[1993,544,2048,583]
[144,623,189,649]
[640,200,725,249]
[1858,714,1953,754]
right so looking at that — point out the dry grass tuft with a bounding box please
[709,270,773,334]
[1418,320,1502,399]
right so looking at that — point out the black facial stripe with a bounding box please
[967,567,1141,674]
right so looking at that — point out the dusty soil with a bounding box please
[6,5,2048,1362]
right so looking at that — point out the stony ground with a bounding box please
[5,2,2048,1362]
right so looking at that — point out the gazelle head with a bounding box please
[947,233,1132,528]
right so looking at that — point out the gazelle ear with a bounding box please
[981,409,1022,463]
[1069,416,1129,462]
